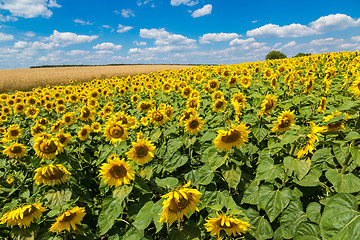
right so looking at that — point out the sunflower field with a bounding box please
[1,51,360,239]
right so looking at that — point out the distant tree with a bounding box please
[294,53,312,58]
[265,50,287,60]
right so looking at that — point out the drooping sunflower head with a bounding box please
[258,94,277,116]
[33,136,62,160]
[160,181,202,226]
[0,203,47,228]
[323,110,348,132]
[185,115,204,135]
[104,121,128,143]
[126,137,156,165]
[3,143,27,159]
[34,164,71,185]
[99,156,135,187]
[49,206,86,233]
[214,123,250,152]
[204,212,250,238]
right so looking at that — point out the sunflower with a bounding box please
[104,121,128,143]
[62,112,76,126]
[162,104,174,119]
[303,77,315,94]
[50,120,63,133]
[55,104,66,114]
[141,117,149,126]
[25,96,37,105]
[204,212,250,238]
[317,97,327,113]
[2,106,12,116]
[3,143,27,159]
[126,137,156,165]
[179,108,197,126]
[207,79,220,92]
[214,123,250,152]
[213,99,227,112]
[34,164,71,185]
[323,110,348,132]
[270,76,277,90]
[271,110,295,133]
[99,156,135,187]
[121,103,127,109]
[147,108,169,126]
[186,97,201,110]
[31,124,46,136]
[160,181,202,226]
[78,125,91,141]
[14,103,26,114]
[162,82,172,93]
[240,76,252,88]
[49,206,86,233]
[185,115,204,135]
[137,100,154,112]
[258,94,277,117]
[91,122,102,133]
[25,106,39,119]
[6,124,23,141]
[78,105,94,122]
[0,203,47,228]
[36,118,49,126]
[33,135,62,160]
[297,122,327,158]
[350,77,360,97]
[56,130,72,147]
[227,74,238,87]
[181,86,193,99]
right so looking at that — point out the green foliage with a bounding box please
[265,50,287,60]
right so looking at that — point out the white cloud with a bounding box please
[309,14,360,33]
[246,14,360,38]
[281,41,296,48]
[128,44,197,55]
[66,50,90,56]
[229,38,255,46]
[31,41,58,50]
[0,14,17,22]
[46,30,98,45]
[0,0,61,19]
[140,28,196,46]
[351,36,360,42]
[95,50,113,55]
[24,31,35,37]
[14,41,28,48]
[74,19,93,25]
[121,9,135,18]
[191,4,212,18]
[199,33,240,44]
[93,42,122,50]
[309,38,344,46]
[0,32,14,41]
[102,25,112,29]
[133,41,147,46]
[247,23,316,38]
[137,0,153,6]
[170,0,198,6]
[252,20,258,23]
[338,43,359,49]
[117,24,133,33]
[273,42,282,48]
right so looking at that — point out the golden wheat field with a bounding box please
[0,65,194,93]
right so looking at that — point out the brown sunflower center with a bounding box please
[135,145,149,158]
[229,77,236,84]
[183,89,191,95]
[17,105,24,111]
[218,219,234,229]
[278,119,291,129]
[39,140,57,154]
[265,100,274,111]
[43,166,64,180]
[80,129,88,136]
[10,129,19,137]
[58,135,68,144]
[110,126,124,138]
[82,109,91,118]
[11,145,23,154]
[22,205,37,217]
[61,212,76,223]
[189,119,199,129]
[221,130,241,143]
[154,113,164,122]
[210,82,217,88]
[64,116,71,123]
[169,192,190,212]
[141,103,151,110]
[215,101,224,109]
[109,164,127,178]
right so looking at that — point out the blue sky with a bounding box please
[0,0,359,69]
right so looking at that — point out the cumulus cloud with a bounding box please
[0,32,14,41]
[46,30,98,45]
[309,38,344,46]
[140,28,196,46]
[351,36,360,42]
[281,41,296,48]
[199,33,240,44]
[170,0,198,6]
[338,43,358,49]
[246,13,360,38]
[14,41,28,48]
[93,42,122,50]
[191,4,212,18]
[133,41,147,46]
[0,0,61,19]
[66,50,90,56]
[117,24,133,33]
[229,38,255,46]
[128,44,197,55]
[74,19,93,25]
[120,9,135,18]
[0,14,17,22]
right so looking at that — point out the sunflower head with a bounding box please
[6,124,23,141]
[49,206,86,233]
[271,110,295,133]
[0,203,47,228]
[258,94,277,116]
[99,156,135,187]
[185,115,204,135]
[213,99,228,112]
[126,137,156,165]
[33,136,62,160]
[3,143,27,159]
[147,108,169,126]
[78,125,91,141]
[34,164,71,185]
[160,181,202,226]
[104,121,128,143]
[214,123,250,152]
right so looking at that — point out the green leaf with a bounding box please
[197,164,214,185]
[222,164,241,189]
[12,224,39,240]
[202,146,224,170]
[152,199,164,233]
[294,168,322,187]
[280,200,307,239]
[339,99,357,111]
[241,181,260,205]
[133,201,154,231]
[44,188,72,208]
[155,177,179,189]
[98,185,132,235]
[306,202,321,224]
[252,127,268,142]
[320,193,360,240]
[344,131,360,142]
[323,114,346,125]
[256,152,283,182]
[311,148,334,169]
[284,156,311,180]
[280,130,300,145]
[169,221,201,240]
[259,185,293,222]
[163,151,188,173]
[123,227,144,240]
[200,131,217,142]
[351,146,360,166]
[325,169,360,193]
[246,208,273,240]
[294,222,321,240]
